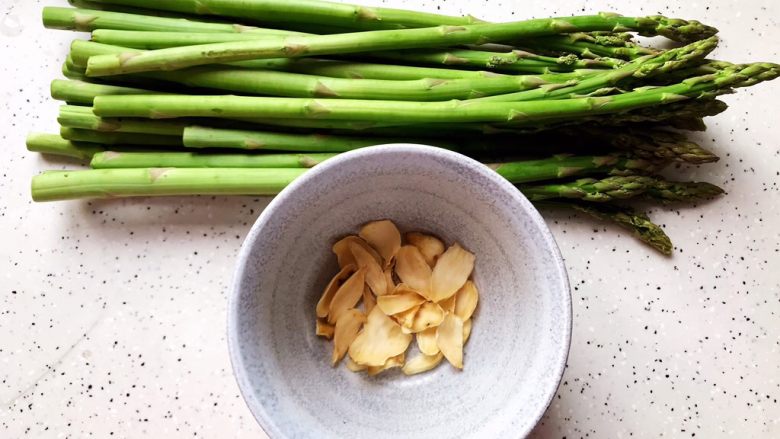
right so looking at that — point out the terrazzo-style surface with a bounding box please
[1,0,778,437]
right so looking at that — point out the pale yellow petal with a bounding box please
[402,353,443,375]
[463,318,473,344]
[453,280,479,321]
[436,313,464,369]
[328,268,366,324]
[359,220,401,269]
[430,243,475,302]
[438,294,456,313]
[395,245,432,298]
[348,306,412,367]
[316,264,356,318]
[332,309,366,366]
[392,303,420,332]
[376,288,426,316]
[410,301,445,333]
[367,352,405,376]
[362,285,376,314]
[345,357,367,372]
[405,232,445,267]
[315,319,335,339]
[349,241,388,296]
[384,266,395,291]
[332,235,381,269]
[416,327,439,355]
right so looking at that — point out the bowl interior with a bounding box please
[229,145,570,439]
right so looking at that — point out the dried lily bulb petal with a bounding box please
[392,303,420,331]
[349,241,388,296]
[384,266,395,291]
[332,235,381,269]
[348,306,412,367]
[316,319,335,339]
[438,294,456,313]
[328,268,366,324]
[316,264,356,318]
[430,243,475,302]
[346,357,367,372]
[454,280,479,321]
[362,285,376,314]
[359,220,401,268]
[405,232,445,267]
[376,286,426,316]
[416,327,439,356]
[463,318,473,344]
[332,309,366,366]
[395,245,432,298]
[436,313,464,369]
[410,301,445,333]
[402,352,443,376]
[367,352,405,376]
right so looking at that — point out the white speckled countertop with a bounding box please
[1,0,778,437]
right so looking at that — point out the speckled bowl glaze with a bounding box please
[228,144,571,438]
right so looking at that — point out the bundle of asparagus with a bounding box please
[28,0,780,255]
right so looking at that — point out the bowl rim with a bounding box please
[227,144,572,438]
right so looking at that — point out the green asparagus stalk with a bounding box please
[82,0,717,41]
[572,126,719,164]
[42,6,289,34]
[90,151,338,168]
[65,60,590,101]
[72,39,510,81]
[539,201,673,255]
[489,155,665,183]
[181,126,449,152]
[85,14,718,76]
[79,0,484,30]
[521,176,654,201]
[519,33,658,60]
[520,175,724,202]
[644,179,725,202]
[475,37,718,102]
[89,30,616,74]
[26,133,104,160]
[91,63,779,123]
[61,127,182,146]
[51,78,166,105]
[370,48,621,73]
[59,104,188,136]
[31,168,307,201]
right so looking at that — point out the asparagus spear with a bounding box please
[42,6,287,34]
[90,151,338,168]
[26,133,104,160]
[181,126,452,152]
[31,168,307,201]
[64,62,589,101]
[519,34,658,60]
[89,30,615,74]
[59,104,188,136]
[489,154,665,183]
[51,78,167,105]
[60,127,182,146]
[476,37,718,102]
[520,175,724,202]
[79,0,484,30]
[91,62,779,123]
[521,176,654,201]
[85,14,718,76]
[572,126,720,164]
[82,1,717,41]
[72,39,510,81]
[539,201,673,255]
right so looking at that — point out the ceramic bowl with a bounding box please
[228,144,571,438]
